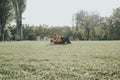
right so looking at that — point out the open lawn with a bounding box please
[0,41,120,80]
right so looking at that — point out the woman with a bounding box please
[53,33,62,44]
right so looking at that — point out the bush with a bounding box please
[27,33,36,40]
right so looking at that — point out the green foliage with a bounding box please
[4,27,13,41]
[0,41,120,79]
[27,33,36,40]
[74,11,101,40]
[111,7,120,39]
[18,0,26,13]
[0,0,13,41]
[23,25,74,40]
[73,7,120,40]
[1,2,120,41]
[0,0,26,41]
[0,0,13,23]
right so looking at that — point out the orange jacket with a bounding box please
[54,35,62,43]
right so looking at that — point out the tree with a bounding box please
[12,0,26,40]
[0,0,13,41]
[74,11,100,40]
[110,7,120,39]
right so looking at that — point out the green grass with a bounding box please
[0,41,120,80]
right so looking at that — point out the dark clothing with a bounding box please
[61,36,71,44]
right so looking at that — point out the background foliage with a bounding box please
[0,1,120,41]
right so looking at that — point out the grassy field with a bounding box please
[0,41,120,80]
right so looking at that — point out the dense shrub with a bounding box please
[27,33,36,40]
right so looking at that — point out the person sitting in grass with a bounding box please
[50,33,62,44]
[50,33,71,44]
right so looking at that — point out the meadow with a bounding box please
[0,41,120,80]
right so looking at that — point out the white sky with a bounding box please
[22,0,120,26]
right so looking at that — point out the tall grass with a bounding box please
[0,41,120,80]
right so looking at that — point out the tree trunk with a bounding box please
[0,24,1,41]
[0,25,5,41]
[12,0,23,40]
[19,12,23,40]
[86,27,90,40]
[16,15,21,40]
[0,22,5,41]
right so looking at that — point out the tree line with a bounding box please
[73,8,120,40]
[0,0,120,41]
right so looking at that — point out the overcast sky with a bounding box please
[22,0,120,26]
